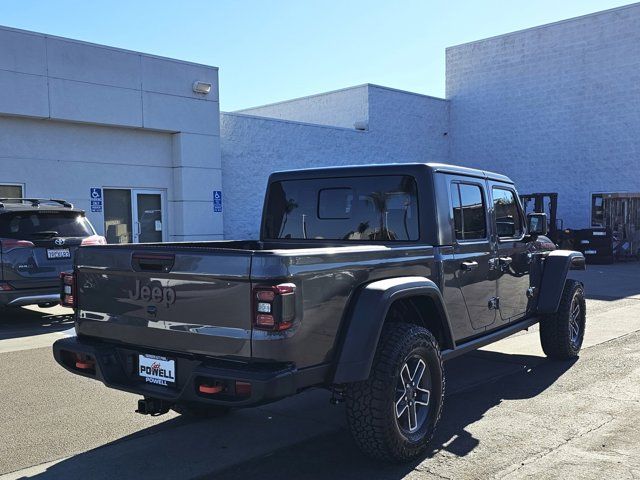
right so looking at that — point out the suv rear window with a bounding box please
[0,212,95,238]
[263,175,419,241]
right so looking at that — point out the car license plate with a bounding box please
[47,248,71,259]
[138,354,176,386]
[584,249,597,255]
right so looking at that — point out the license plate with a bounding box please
[584,249,597,255]
[138,354,176,386]
[47,248,71,259]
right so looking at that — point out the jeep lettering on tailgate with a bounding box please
[129,280,176,307]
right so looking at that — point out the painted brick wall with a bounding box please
[221,85,450,239]
[447,4,640,228]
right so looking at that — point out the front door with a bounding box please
[132,191,164,243]
[450,180,497,332]
[104,189,165,244]
[489,184,531,322]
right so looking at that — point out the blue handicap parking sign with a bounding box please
[90,188,103,212]
[213,190,223,213]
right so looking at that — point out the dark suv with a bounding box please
[0,199,105,309]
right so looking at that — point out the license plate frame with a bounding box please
[138,354,176,386]
[47,248,71,259]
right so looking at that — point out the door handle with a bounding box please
[460,261,479,271]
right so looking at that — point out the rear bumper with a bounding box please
[0,287,60,307]
[52,336,328,407]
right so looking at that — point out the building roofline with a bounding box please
[234,83,447,113]
[446,2,640,51]
[233,84,370,113]
[367,84,448,102]
[0,24,218,70]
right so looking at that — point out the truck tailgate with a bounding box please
[74,246,253,360]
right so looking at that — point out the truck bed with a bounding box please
[73,240,437,367]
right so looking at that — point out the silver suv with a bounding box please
[0,198,104,309]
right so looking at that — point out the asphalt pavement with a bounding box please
[0,262,638,479]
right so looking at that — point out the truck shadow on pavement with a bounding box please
[23,351,576,480]
[0,307,73,340]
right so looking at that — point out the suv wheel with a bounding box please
[345,323,444,462]
[171,403,231,419]
[539,279,586,359]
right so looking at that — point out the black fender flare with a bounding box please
[536,250,586,314]
[331,276,453,384]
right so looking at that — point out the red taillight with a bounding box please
[253,283,296,331]
[0,238,35,251]
[0,282,14,291]
[81,235,107,246]
[60,271,76,308]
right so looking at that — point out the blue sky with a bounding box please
[0,0,632,110]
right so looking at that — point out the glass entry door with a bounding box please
[133,191,164,243]
[104,189,165,244]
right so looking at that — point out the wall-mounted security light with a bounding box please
[192,81,212,95]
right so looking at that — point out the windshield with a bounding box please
[263,175,419,241]
[0,212,95,238]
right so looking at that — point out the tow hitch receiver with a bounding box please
[136,397,172,416]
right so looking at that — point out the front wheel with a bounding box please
[539,279,586,360]
[345,323,444,463]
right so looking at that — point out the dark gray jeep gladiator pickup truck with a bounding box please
[53,163,586,462]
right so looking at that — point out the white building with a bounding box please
[223,3,640,239]
[1,3,639,242]
[0,26,222,243]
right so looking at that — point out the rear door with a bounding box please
[489,184,531,322]
[449,179,497,332]
[74,246,254,360]
[0,211,95,288]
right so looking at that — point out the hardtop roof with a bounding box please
[269,162,513,184]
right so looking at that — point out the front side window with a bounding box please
[264,175,419,241]
[452,183,487,241]
[493,188,523,238]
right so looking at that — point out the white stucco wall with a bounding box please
[221,85,450,239]
[447,3,640,228]
[0,25,222,241]
[235,84,369,129]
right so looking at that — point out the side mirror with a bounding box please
[527,212,548,237]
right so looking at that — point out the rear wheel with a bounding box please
[539,279,586,359]
[345,323,444,463]
[171,403,231,418]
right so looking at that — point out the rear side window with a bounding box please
[492,188,523,238]
[451,183,487,241]
[0,212,95,238]
[264,175,419,241]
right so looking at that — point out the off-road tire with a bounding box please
[171,403,231,418]
[345,323,444,463]
[539,279,586,360]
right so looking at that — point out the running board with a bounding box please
[441,316,540,361]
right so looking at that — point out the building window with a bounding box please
[451,182,487,241]
[0,184,23,199]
